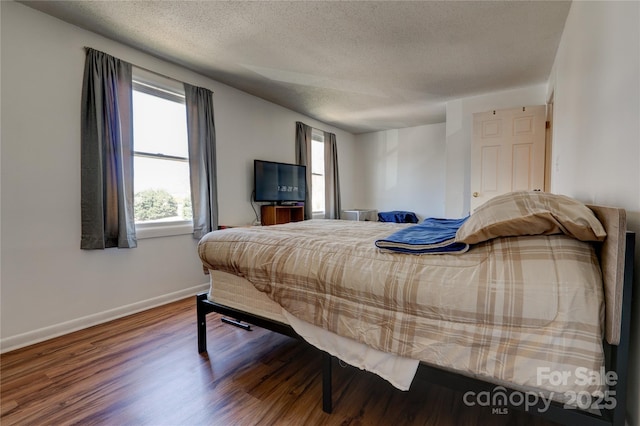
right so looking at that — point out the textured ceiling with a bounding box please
[22,1,571,134]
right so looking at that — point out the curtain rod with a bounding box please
[298,121,335,137]
[84,46,205,89]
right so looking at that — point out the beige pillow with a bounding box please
[456,191,607,244]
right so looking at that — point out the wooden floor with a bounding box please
[1,297,559,425]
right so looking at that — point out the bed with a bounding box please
[196,192,635,426]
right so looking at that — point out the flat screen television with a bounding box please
[254,159,306,203]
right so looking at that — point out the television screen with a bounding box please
[254,160,306,203]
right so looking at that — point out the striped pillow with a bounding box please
[456,191,606,244]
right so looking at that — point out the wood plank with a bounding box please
[1,297,558,425]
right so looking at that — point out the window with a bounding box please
[311,130,325,216]
[132,70,192,237]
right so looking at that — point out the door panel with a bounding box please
[482,119,502,138]
[471,106,546,211]
[513,115,534,136]
[480,145,500,193]
[512,143,532,191]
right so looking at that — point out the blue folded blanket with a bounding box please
[375,216,470,254]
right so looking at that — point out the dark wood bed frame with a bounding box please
[197,232,635,426]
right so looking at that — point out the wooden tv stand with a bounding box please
[261,205,304,226]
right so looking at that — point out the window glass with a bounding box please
[311,174,325,214]
[133,90,188,158]
[312,139,324,175]
[133,156,192,221]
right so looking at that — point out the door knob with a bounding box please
[473,192,479,198]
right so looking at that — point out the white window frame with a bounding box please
[311,129,325,219]
[132,68,193,239]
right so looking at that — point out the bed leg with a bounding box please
[322,351,333,413]
[197,293,207,353]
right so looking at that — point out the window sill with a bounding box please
[136,222,193,239]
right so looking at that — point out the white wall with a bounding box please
[547,2,640,424]
[444,84,547,217]
[353,123,446,220]
[0,1,356,351]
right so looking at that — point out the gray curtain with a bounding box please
[324,132,341,219]
[81,48,136,249]
[295,122,313,220]
[184,83,218,239]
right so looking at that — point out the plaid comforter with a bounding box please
[198,219,605,397]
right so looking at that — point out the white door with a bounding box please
[470,106,546,211]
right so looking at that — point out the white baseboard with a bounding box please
[0,283,209,354]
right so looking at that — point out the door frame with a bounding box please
[544,92,554,192]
